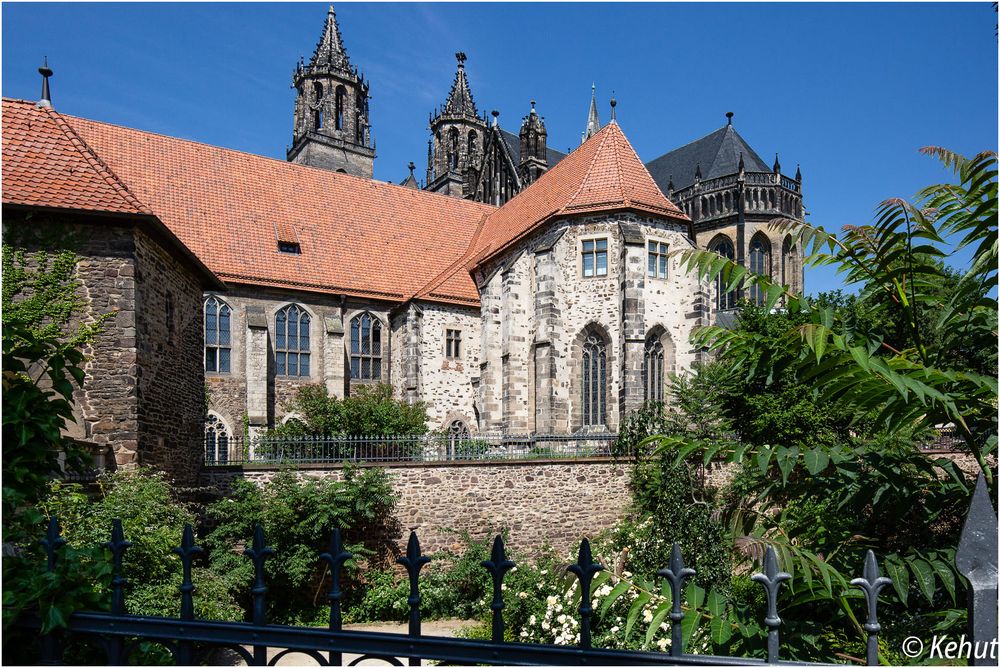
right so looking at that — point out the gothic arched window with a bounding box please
[449,128,460,170]
[275,304,311,376]
[204,297,231,373]
[313,82,324,129]
[711,237,738,311]
[350,312,382,380]
[447,420,470,459]
[748,235,771,306]
[581,331,607,427]
[205,414,229,464]
[335,85,346,131]
[643,335,665,403]
[468,131,478,160]
[782,235,797,292]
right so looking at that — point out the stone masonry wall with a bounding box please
[4,215,141,466]
[133,228,207,485]
[414,301,482,431]
[201,459,632,556]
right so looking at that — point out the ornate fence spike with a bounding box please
[566,538,604,649]
[850,550,891,666]
[42,515,67,572]
[243,524,275,666]
[397,531,431,639]
[956,473,999,667]
[319,528,353,630]
[171,524,204,622]
[104,519,133,616]
[656,542,696,656]
[751,546,791,664]
[481,535,516,643]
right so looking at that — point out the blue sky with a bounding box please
[3,2,996,295]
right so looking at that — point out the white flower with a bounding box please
[520,630,529,638]
[623,570,633,578]
[540,570,548,575]
[518,591,528,599]
[529,615,536,625]
[537,582,543,590]
[656,638,668,651]
[501,583,507,591]
[555,603,563,612]
[557,614,567,624]
[541,621,551,631]
[610,625,620,634]
[510,566,518,573]
[643,609,653,623]
[660,622,668,631]
[546,595,558,606]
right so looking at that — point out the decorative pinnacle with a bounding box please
[38,57,53,108]
[530,99,536,112]
[773,153,781,173]
[726,111,733,125]
[738,152,745,171]
[408,161,415,175]
[610,94,617,121]
[491,109,499,127]
[695,162,702,180]
[456,51,467,67]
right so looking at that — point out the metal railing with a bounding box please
[23,476,997,666]
[204,432,617,466]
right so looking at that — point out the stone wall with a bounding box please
[133,227,207,485]
[201,459,632,556]
[413,301,482,431]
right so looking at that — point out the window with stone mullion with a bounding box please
[350,313,382,380]
[276,305,311,377]
[582,333,607,426]
[204,297,231,373]
[643,337,665,403]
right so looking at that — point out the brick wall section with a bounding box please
[201,459,632,556]
[133,228,206,484]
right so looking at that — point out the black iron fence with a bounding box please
[22,476,997,666]
[205,432,617,466]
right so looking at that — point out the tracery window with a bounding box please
[350,312,382,380]
[335,85,346,130]
[748,235,771,306]
[468,131,477,160]
[313,82,324,129]
[643,335,665,403]
[582,238,608,278]
[447,420,470,459]
[275,304,311,377]
[711,238,738,311]
[449,128,460,170]
[581,332,607,427]
[204,414,229,464]
[204,296,231,373]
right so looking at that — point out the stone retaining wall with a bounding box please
[201,459,632,556]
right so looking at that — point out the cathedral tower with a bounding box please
[426,53,488,198]
[288,5,375,178]
[518,100,548,184]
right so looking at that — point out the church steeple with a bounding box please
[288,4,375,178]
[442,52,478,117]
[582,84,601,143]
[426,52,488,198]
[310,5,350,72]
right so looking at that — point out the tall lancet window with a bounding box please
[581,332,607,427]
[711,238,738,311]
[748,235,771,306]
[276,305,311,377]
[204,297,231,373]
[643,335,665,403]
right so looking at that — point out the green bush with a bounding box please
[204,467,400,624]
[269,383,429,438]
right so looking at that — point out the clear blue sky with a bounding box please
[3,2,996,295]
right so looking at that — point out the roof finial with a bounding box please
[530,99,536,113]
[38,57,53,108]
[795,164,802,181]
[610,94,617,122]
[773,153,781,173]
[695,163,702,180]
[726,111,734,126]
[456,52,467,68]
[491,109,499,127]
[408,161,415,176]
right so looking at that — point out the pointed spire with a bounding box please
[583,84,601,143]
[309,5,350,72]
[667,174,674,194]
[442,52,478,117]
[738,152,745,172]
[773,153,781,173]
[795,164,802,181]
[38,57,53,109]
[695,162,702,180]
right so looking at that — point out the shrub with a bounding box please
[269,383,429,438]
[204,467,400,624]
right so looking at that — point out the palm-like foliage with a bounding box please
[675,147,998,494]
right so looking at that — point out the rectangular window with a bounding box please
[446,329,462,359]
[582,238,608,278]
[648,240,669,279]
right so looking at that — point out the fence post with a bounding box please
[956,474,999,666]
[244,524,275,666]
[40,517,67,665]
[319,528,352,666]
[104,519,132,665]
[172,524,203,665]
[397,532,430,666]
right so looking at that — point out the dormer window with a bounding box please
[279,241,301,254]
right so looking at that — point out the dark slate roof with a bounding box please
[645,124,770,193]
[499,129,567,169]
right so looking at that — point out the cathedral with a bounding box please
[2,5,804,475]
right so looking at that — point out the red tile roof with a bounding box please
[2,98,151,216]
[64,113,495,305]
[470,121,688,269]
